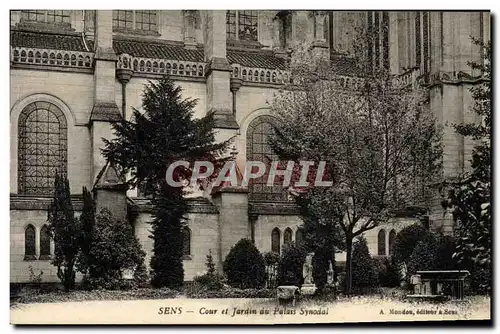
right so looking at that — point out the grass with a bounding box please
[12,287,180,305]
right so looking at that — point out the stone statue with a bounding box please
[327,260,334,285]
[303,253,314,285]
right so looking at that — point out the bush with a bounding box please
[407,239,439,278]
[83,208,147,290]
[435,234,460,270]
[263,252,280,266]
[277,244,306,286]
[193,250,224,291]
[223,239,266,289]
[351,236,378,293]
[373,257,400,287]
[392,224,433,267]
[186,286,274,299]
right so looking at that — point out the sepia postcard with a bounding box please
[9,9,492,325]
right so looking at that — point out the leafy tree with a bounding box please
[351,236,378,293]
[443,39,491,294]
[84,208,146,290]
[269,27,442,294]
[277,243,306,286]
[223,239,266,289]
[47,173,80,292]
[102,76,231,288]
[76,186,95,277]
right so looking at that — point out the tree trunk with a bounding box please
[344,236,353,295]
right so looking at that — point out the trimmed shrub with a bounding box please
[392,224,434,267]
[351,236,378,293]
[407,239,439,278]
[223,239,266,289]
[277,243,306,286]
[83,208,147,290]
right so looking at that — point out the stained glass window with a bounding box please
[113,10,157,32]
[136,10,157,31]
[377,229,386,256]
[226,10,258,41]
[271,228,280,254]
[238,10,258,41]
[182,227,191,256]
[47,10,71,23]
[113,10,134,29]
[246,116,287,202]
[226,10,237,40]
[40,225,51,259]
[22,10,70,24]
[24,224,36,260]
[22,10,47,22]
[284,228,293,245]
[18,101,67,196]
[388,229,396,255]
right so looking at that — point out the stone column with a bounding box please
[203,11,239,139]
[389,12,401,74]
[90,10,121,183]
[183,10,197,50]
[311,11,329,61]
[229,76,242,116]
[212,187,250,268]
[116,67,133,119]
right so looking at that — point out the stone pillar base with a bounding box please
[300,284,317,295]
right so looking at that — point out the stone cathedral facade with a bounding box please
[10,10,490,283]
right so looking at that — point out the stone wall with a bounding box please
[10,69,94,194]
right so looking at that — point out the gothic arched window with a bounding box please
[24,224,36,260]
[40,225,51,259]
[388,229,396,255]
[295,228,304,246]
[246,115,287,202]
[182,227,191,256]
[284,228,293,245]
[271,228,281,254]
[18,101,67,195]
[377,229,386,256]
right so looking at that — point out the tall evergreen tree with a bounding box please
[76,186,95,277]
[351,236,378,293]
[47,173,80,292]
[102,76,231,288]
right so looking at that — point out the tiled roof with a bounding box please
[227,49,288,70]
[11,30,94,51]
[113,39,204,62]
[11,30,362,76]
[330,55,363,77]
